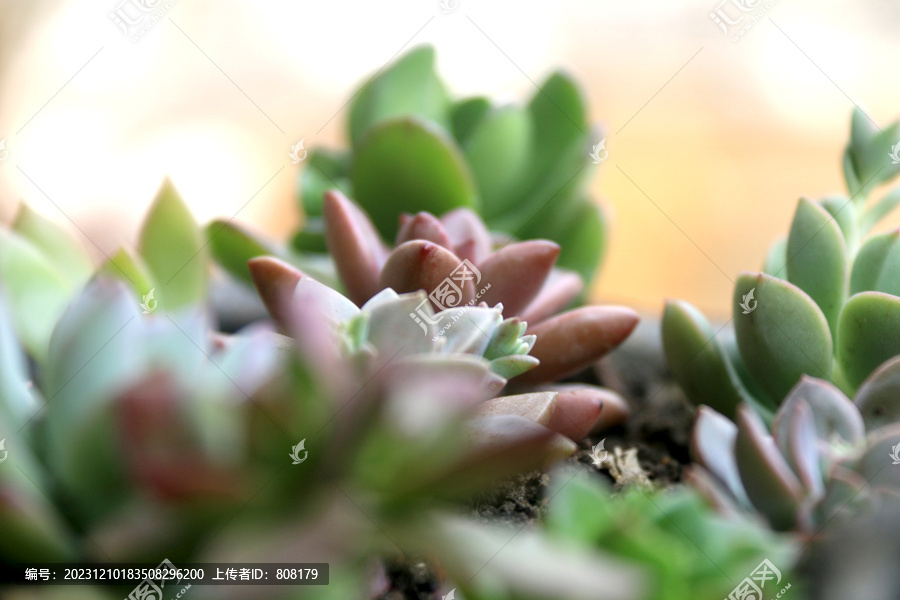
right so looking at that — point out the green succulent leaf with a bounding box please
[206,220,275,285]
[552,199,607,287]
[96,247,155,300]
[818,195,858,251]
[862,187,900,233]
[450,96,491,145]
[490,354,539,379]
[463,106,533,219]
[347,45,450,146]
[291,217,329,253]
[837,291,900,390]
[0,229,72,361]
[12,204,92,287]
[137,180,207,310]
[662,300,756,419]
[298,148,351,218]
[762,236,788,277]
[843,108,900,198]
[850,230,900,296]
[853,356,900,430]
[786,197,847,335]
[351,117,478,239]
[733,272,832,401]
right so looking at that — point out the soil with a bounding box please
[377,319,699,599]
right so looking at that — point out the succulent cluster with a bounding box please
[0,173,641,599]
[292,45,608,288]
[664,109,900,421]
[543,468,796,600]
[689,371,900,532]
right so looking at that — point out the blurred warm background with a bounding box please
[1,0,899,319]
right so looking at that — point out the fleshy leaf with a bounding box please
[690,407,750,506]
[463,106,532,219]
[298,148,351,218]
[352,118,478,239]
[206,220,275,285]
[853,356,900,430]
[96,247,155,301]
[733,272,832,401]
[862,187,900,232]
[843,108,900,198]
[786,197,847,336]
[347,45,450,146]
[662,300,756,419]
[450,96,491,144]
[12,204,92,287]
[0,229,72,361]
[774,376,863,445]
[849,230,900,296]
[837,291,900,390]
[734,406,804,530]
[137,180,207,310]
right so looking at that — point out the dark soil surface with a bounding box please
[378,319,697,599]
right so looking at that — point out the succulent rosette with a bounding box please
[247,188,637,442]
[689,364,900,532]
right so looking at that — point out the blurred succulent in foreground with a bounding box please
[664,109,900,421]
[689,370,900,532]
[543,468,797,600]
[292,45,608,288]
[0,181,208,361]
[0,277,647,600]
[249,253,634,441]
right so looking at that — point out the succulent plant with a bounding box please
[543,468,797,600]
[291,45,608,289]
[688,367,900,532]
[0,181,208,363]
[0,181,644,599]
[248,251,633,442]
[663,109,900,420]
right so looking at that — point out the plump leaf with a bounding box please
[735,406,804,531]
[850,230,900,296]
[96,247,155,300]
[206,220,275,285]
[662,300,755,419]
[12,204,92,287]
[552,200,607,290]
[347,45,450,146]
[774,377,863,445]
[450,96,491,144]
[351,118,478,239]
[862,187,900,232]
[819,196,858,248]
[838,291,900,390]
[733,272,832,402]
[691,407,750,506]
[843,108,900,198]
[0,229,72,361]
[137,181,207,310]
[786,198,847,336]
[853,356,900,431]
[298,148,351,218]
[463,106,532,219]
[762,236,788,277]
